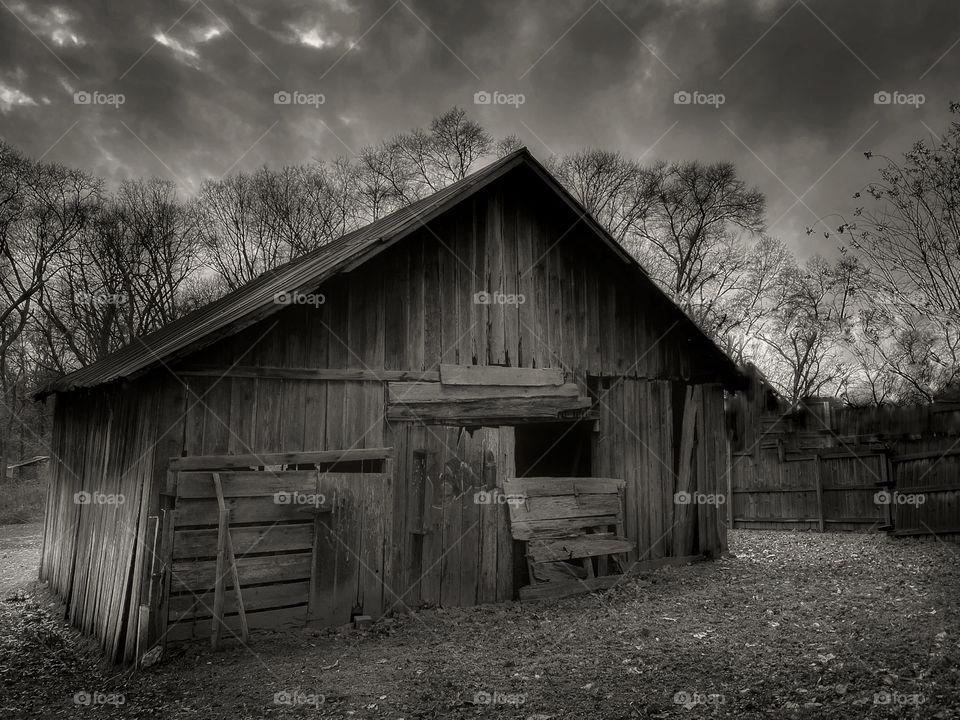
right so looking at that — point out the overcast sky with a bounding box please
[1,0,959,257]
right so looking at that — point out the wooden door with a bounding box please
[306,470,393,627]
[389,423,517,609]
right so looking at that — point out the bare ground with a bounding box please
[0,522,41,597]
[1,529,958,719]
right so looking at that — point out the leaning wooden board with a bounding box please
[503,476,634,600]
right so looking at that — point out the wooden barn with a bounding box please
[35,148,745,665]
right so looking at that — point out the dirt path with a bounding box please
[0,522,42,597]
[1,530,958,719]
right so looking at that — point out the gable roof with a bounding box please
[37,149,743,398]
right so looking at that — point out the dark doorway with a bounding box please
[514,421,593,477]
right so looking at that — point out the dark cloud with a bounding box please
[1,0,959,254]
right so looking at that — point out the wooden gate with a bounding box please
[157,449,392,645]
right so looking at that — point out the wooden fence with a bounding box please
[728,371,960,539]
[729,449,888,531]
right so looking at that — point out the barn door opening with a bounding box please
[514,421,593,478]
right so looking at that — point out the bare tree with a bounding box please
[835,103,960,401]
[358,107,494,208]
[0,142,101,471]
[34,178,200,371]
[548,149,661,244]
[754,255,858,404]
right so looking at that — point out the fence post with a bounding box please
[882,451,893,531]
[814,455,825,532]
[726,439,734,530]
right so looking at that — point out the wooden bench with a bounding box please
[503,477,635,600]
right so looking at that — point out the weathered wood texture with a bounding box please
[39,381,163,664]
[384,424,517,609]
[591,379,728,564]
[730,390,960,538]
[165,454,391,643]
[503,476,634,599]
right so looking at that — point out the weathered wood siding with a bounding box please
[40,381,162,664]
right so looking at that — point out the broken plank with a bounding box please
[527,535,635,563]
